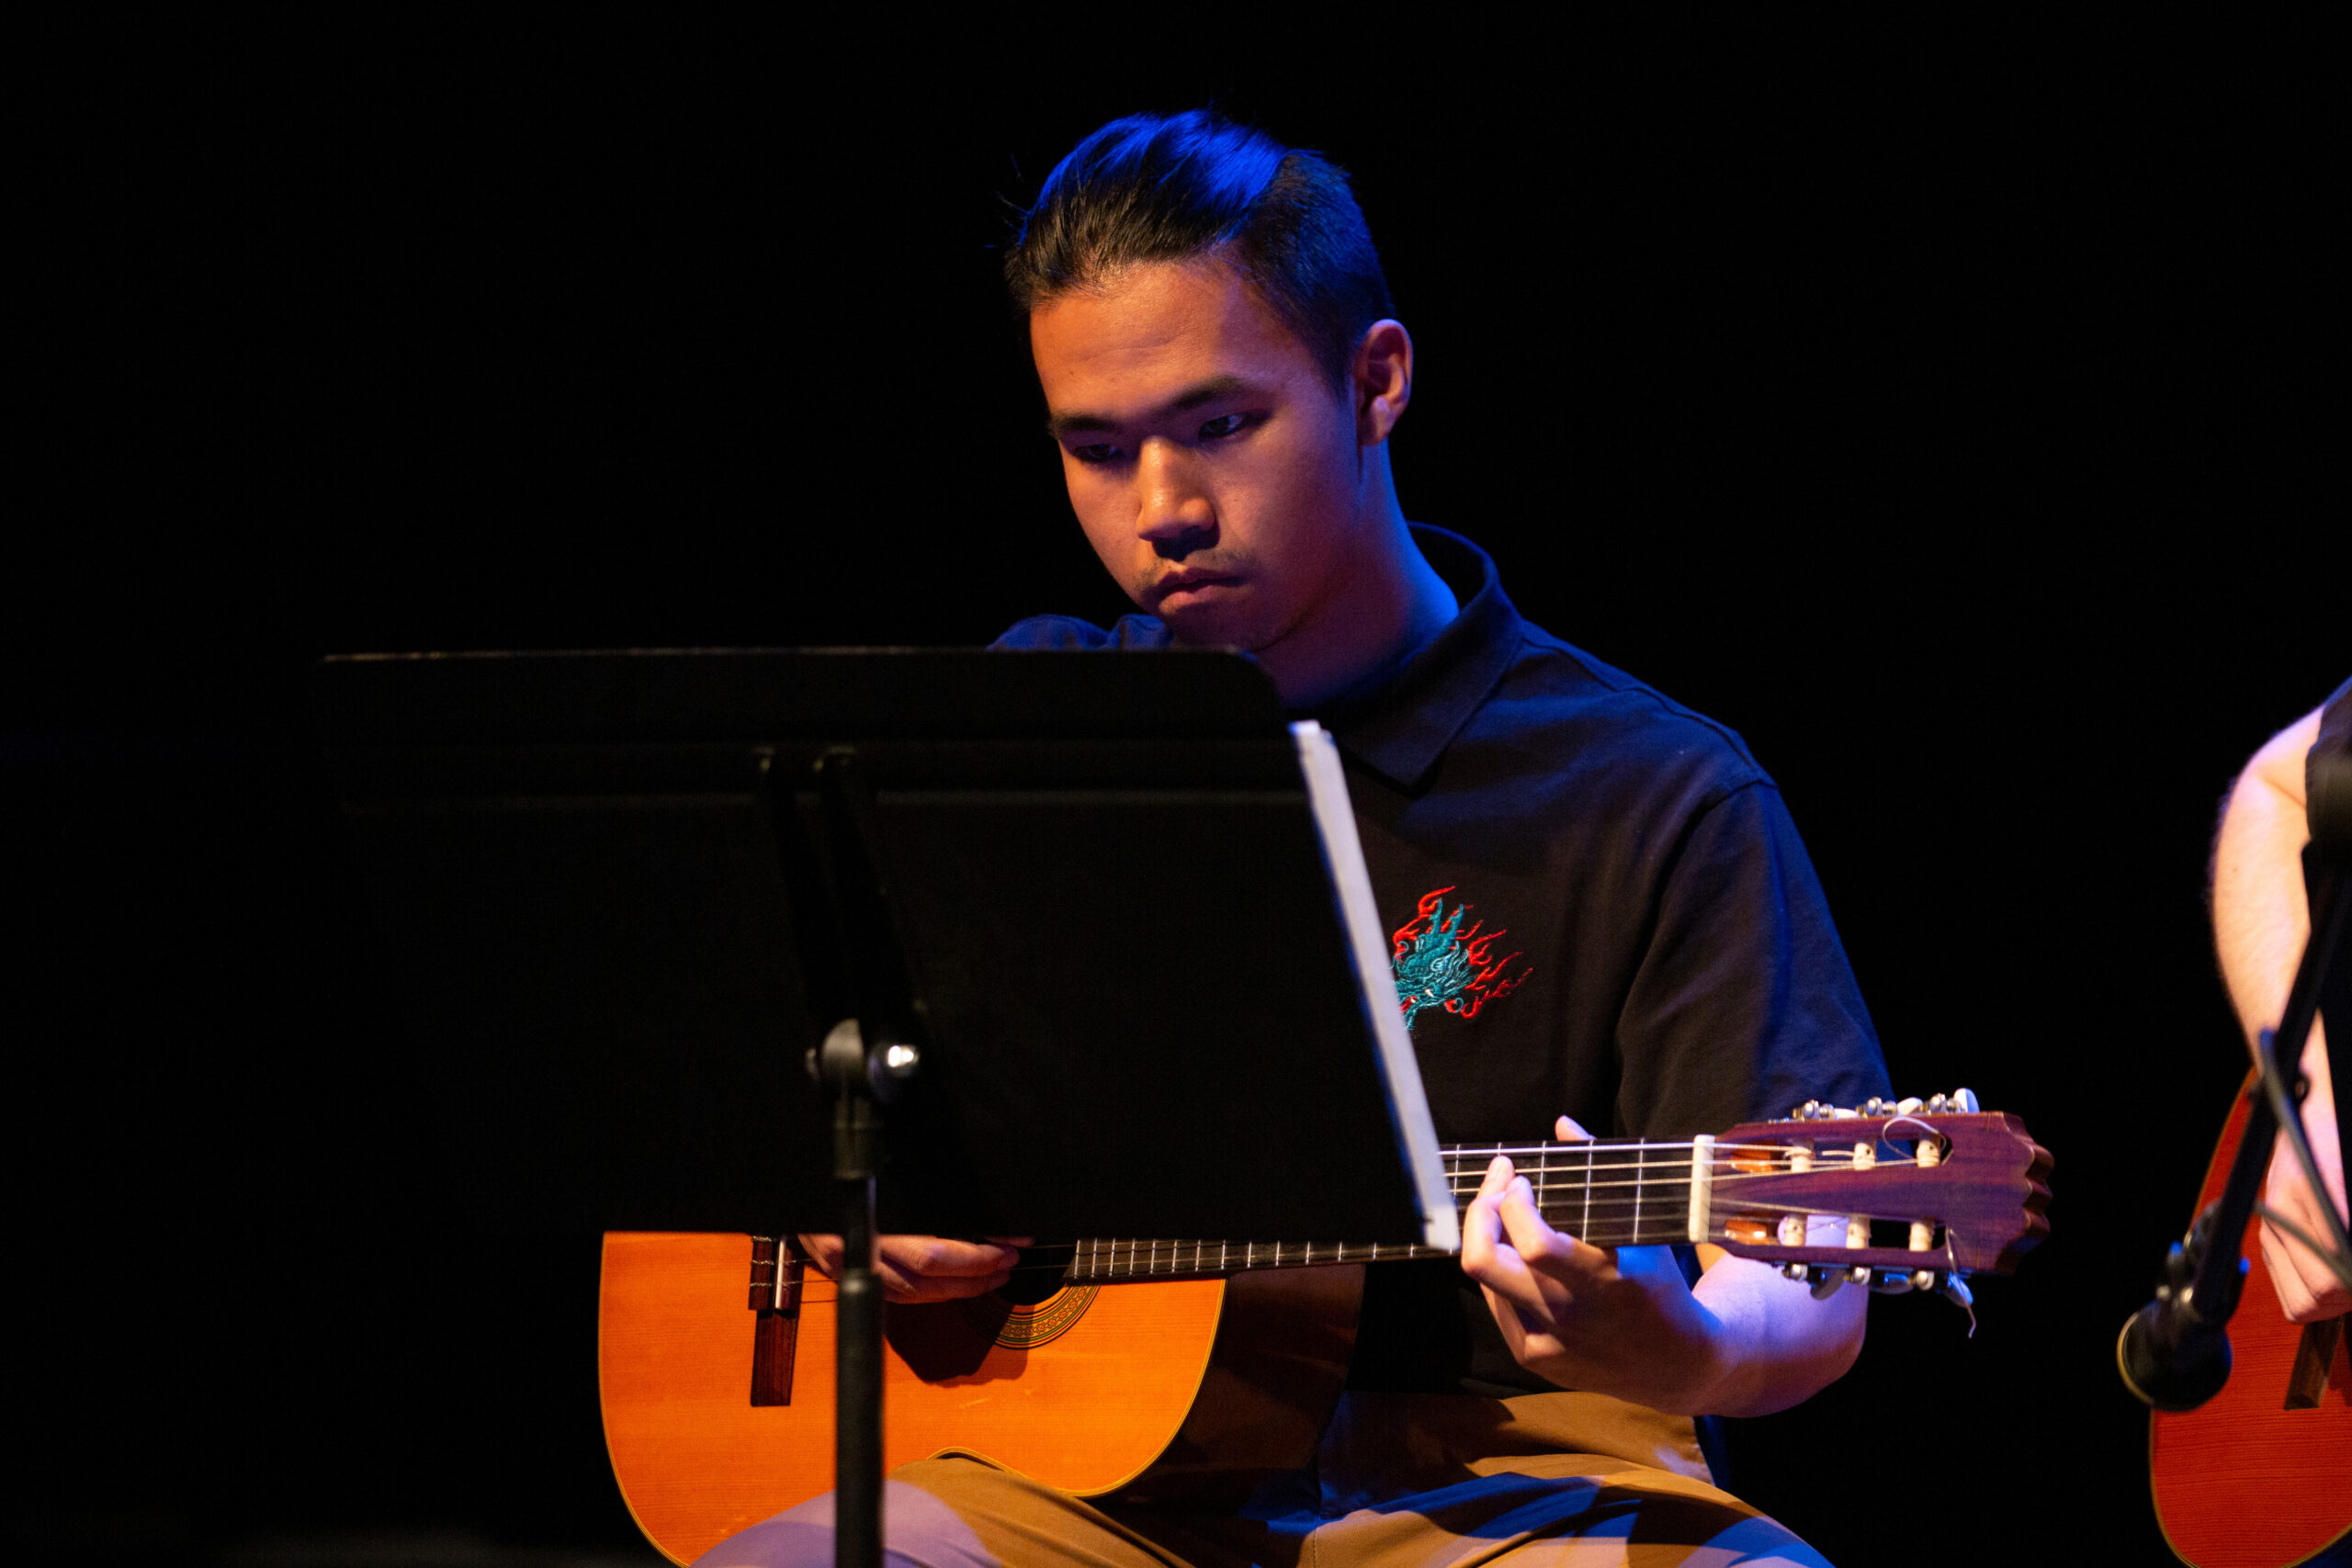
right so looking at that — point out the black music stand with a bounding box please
[316,649,1454,1568]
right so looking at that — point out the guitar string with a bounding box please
[1044,1209,1867,1258]
[1418,1160,1883,1179]
[982,1165,1930,1275]
[1044,1238,1889,1279]
[1012,1205,1907,1277]
[1065,1214,1914,1258]
[1437,1168,1875,1188]
[956,1140,1954,1279]
[1437,1148,1894,1167]
[1430,1146,1909,1161]
[1446,1158,1876,1170]
[1436,1142,1877,1161]
[1441,1167,1899,1189]
[1437,1160,1881,1172]
[1442,1167,1894,1192]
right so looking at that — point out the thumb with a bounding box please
[1554,1114,1594,1143]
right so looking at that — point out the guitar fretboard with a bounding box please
[1065,1139,1803,1282]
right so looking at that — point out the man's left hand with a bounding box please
[1459,1115,1732,1414]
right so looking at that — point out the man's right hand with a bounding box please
[794,1235,1028,1303]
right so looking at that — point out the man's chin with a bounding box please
[1152,598,1263,650]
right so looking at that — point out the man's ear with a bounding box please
[1353,320,1413,446]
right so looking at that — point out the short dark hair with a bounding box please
[1006,109,1396,393]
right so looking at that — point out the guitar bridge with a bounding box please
[749,1235,807,1406]
[2285,1316,2346,1411]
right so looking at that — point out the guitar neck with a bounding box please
[1068,1138,1724,1282]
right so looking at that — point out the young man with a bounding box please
[722,110,1890,1567]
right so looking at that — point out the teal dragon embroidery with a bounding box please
[1391,886,1531,1031]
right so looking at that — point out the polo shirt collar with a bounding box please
[1308,524,1521,791]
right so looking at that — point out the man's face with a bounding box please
[1030,259,1367,652]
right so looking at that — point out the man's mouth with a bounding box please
[1148,570,1242,611]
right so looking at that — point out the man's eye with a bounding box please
[1070,443,1122,465]
[1198,412,1254,441]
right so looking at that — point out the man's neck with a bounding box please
[1250,452,1458,709]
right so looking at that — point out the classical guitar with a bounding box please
[2149,1071,2352,1568]
[601,1092,2049,1565]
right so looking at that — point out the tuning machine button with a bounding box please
[1939,1271,1978,1335]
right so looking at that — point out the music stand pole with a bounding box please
[314,648,1463,1566]
[813,748,923,1568]
[819,1017,885,1568]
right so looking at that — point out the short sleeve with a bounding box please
[2311,673,2352,795]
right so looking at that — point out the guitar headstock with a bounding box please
[1707,1090,2052,1304]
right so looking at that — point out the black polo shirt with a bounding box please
[995,524,1892,1395]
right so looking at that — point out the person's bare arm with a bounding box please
[2211,705,2346,1322]
[1459,1117,1865,1416]
[2214,709,2321,1040]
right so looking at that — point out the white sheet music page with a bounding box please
[1289,720,1459,1251]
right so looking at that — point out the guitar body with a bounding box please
[599,1233,1363,1565]
[598,1102,2048,1563]
[2150,1074,2352,1567]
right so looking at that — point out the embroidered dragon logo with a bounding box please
[1390,886,1531,1031]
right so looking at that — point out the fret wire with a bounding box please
[1045,1134,1867,1285]
[1057,1220,1760,1277]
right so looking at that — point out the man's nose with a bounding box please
[1135,437,1216,555]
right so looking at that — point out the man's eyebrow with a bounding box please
[1045,375,1259,439]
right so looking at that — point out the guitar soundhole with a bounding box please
[999,1243,1075,1306]
[957,1282,1098,1348]
[940,1245,1097,1351]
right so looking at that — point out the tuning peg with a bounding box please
[1867,1269,1917,1294]
[1895,1096,1923,1114]
[1951,1088,1979,1113]
[1783,1264,1856,1299]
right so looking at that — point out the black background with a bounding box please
[10,17,2344,1566]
